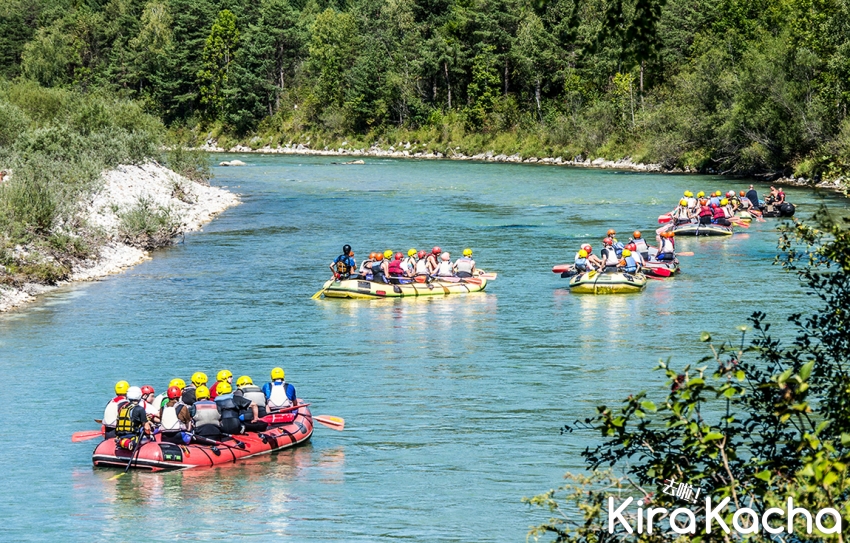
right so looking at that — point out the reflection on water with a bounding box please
[1,156,848,542]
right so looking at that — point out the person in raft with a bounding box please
[141,385,160,424]
[330,244,356,280]
[628,231,650,261]
[431,252,455,277]
[600,238,620,271]
[625,243,644,267]
[606,229,624,256]
[182,372,207,406]
[574,249,593,272]
[190,386,222,438]
[402,249,418,276]
[359,252,376,277]
[214,381,266,434]
[746,185,760,208]
[619,249,639,274]
[414,250,430,278]
[159,385,193,445]
[454,248,476,277]
[264,367,298,412]
[425,247,441,274]
[210,369,233,399]
[234,376,268,418]
[656,231,676,261]
[103,380,130,439]
[387,252,407,279]
[115,386,154,449]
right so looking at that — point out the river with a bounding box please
[0,156,845,542]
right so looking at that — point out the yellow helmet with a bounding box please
[578,249,588,258]
[383,250,393,259]
[270,367,285,380]
[679,199,688,206]
[168,378,186,389]
[191,372,208,387]
[622,249,632,257]
[195,385,210,400]
[216,369,232,382]
[697,191,705,198]
[463,248,473,257]
[715,191,722,196]
[217,382,232,395]
[115,380,130,396]
[407,248,416,257]
[721,198,729,205]
[236,375,253,387]
[684,191,693,197]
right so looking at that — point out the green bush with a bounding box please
[118,197,179,250]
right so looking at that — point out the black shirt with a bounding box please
[746,189,759,206]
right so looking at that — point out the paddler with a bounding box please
[685,191,698,214]
[159,385,193,445]
[402,249,418,276]
[141,385,160,424]
[414,250,430,278]
[712,202,731,226]
[359,252,377,277]
[628,231,649,261]
[698,198,713,225]
[722,198,735,221]
[152,378,183,410]
[583,244,603,270]
[214,381,263,434]
[574,249,592,272]
[625,243,644,266]
[182,372,208,406]
[656,231,676,261]
[234,376,268,418]
[431,252,455,277]
[618,249,639,274]
[746,185,760,209]
[210,369,233,400]
[710,191,721,206]
[329,244,356,280]
[370,252,387,283]
[600,237,619,271]
[103,380,130,439]
[454,248,476,277]
[670,199,692,225]
[426,247,441,274]
[190,386,222,438]
[388,252,406,279]
[606,229,624,256]
[115,386,154,449]
[263,367,298,412]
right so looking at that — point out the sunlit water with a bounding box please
[1,156,846,542]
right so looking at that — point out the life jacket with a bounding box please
[388,259,404,275]
[723,205,733,218]
[602,247,618,266]
[160,403,186,431]
[415,259,429,275]
[433,261,453,276]
[633,238,649,252]
[359,259,373,273]
[622,255,637,273]
[699,205,712,217]
[103,396,127,427]
[631,251,644,265]
[371,260,384,276]
[116,402,142,435]
[402,257,416,273]
[455,257,475,274]
[239,385,267,417]
[574,253,587,266]
[712,207,725,219]
[672,206,689,219]
[153,393,167,410]
[268,381,294,409]
[192,400,221,428]
[661,238,675,253]
[214,394,241,423]
[687,197,698,212]
[335,255,352,276]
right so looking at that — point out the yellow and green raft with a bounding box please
[568,270,647,294]
[317,277,488,299]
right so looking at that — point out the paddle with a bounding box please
[72,430,104,443]
[311,279,333,300]
[675,252,695,256]
[476,270,497,279]
[109,429,145,480]
[431,275,483,285]
[314,415,345,431]
[552,264,571,273]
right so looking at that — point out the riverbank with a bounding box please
[200,141,848,194]
[0,162,238,312]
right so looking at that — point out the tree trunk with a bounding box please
[444,62,452,109]
[504,61,509,95]
[640,61,645,108]
[535,76,542,122]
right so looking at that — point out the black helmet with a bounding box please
[343,244,351,255]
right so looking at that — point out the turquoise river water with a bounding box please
[1,156,847,542]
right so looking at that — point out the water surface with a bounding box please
[1,156,845,542]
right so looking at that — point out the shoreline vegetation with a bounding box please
[0,81,238,312]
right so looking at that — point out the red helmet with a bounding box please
[417,250,426,259]
[432,246,441,255]
[167,385,181,399]
[375,253,384,261]
[726,191,734,198]
[626,243,636,251]
[581,243,591,252]
[394,252,402,260]
[603,237,613,245]
[141,385,154,395]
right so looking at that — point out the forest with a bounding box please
[2,0,850,178]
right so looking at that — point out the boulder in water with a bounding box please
[219,159,246,167]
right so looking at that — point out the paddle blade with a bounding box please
[462,277,483,285]
[311,290,324,299]
[314,415,345,431]
[478,273,497,280]
[676,252,695,256]
[72,430,103,442]
[108,472,127,481]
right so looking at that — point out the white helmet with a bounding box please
[126,386,143,401]
[441,252,450,261]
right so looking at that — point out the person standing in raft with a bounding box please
[330,244,356,280]
[115,386,154,449]
[103,380,130,439]
[159,385,193,445]
[234,376,268,418]
[600,238,620,271]
[190,386,222,438]
[746,185,760,208]
[210,369,233,399]
[214,381,265,434]
[454,248,476,277]
[264,367,298,412]
[182,372,207,406]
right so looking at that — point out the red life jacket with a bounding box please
[699,205,712,217]
[712,207,725,219]
[388,260,404,275]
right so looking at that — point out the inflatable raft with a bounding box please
[569,270,647,294]
[671,223,733,236]
[318,277,487,299]
[642,260,680,277]
[762,202,796,218]
[92,408,313,471]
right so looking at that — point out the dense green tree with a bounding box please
[198,10,239,119]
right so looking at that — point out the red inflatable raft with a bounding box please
[92,407,314,471]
